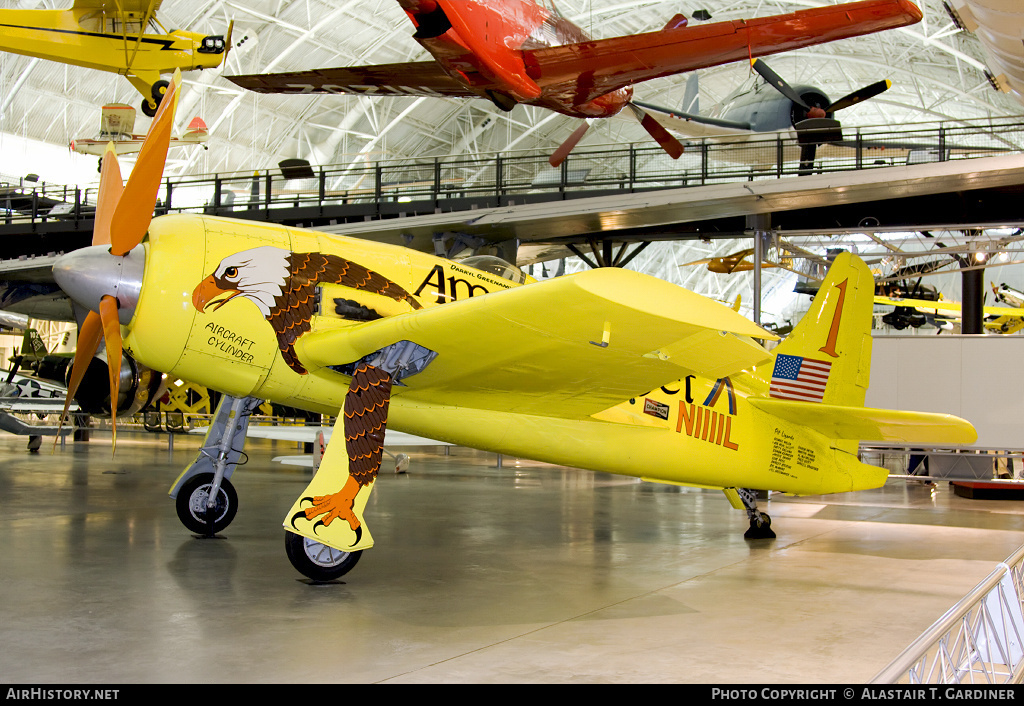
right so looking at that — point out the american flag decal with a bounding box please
[770,354,832,403]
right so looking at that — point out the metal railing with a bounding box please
[872,544,1024,684]
[4,116,1024,228]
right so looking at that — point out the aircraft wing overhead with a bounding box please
[227,61,477,98]
[72,0,161,15]
[873,295,1024,318]
[299,268,777,419]
[523,0,921,105]
[631,103,754,139]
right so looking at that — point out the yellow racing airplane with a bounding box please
[49,71,977,582]
[0,0,230,115]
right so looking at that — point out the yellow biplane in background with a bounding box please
[0,0,230,115]
[70,102,208,160]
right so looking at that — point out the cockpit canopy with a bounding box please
[459,255,528,285]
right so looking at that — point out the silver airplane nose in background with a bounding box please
[52,244,145,326]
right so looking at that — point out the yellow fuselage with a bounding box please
[125,215,887,498]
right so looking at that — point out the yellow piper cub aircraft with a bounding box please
[0,0,230,115]
[50,71,977,582]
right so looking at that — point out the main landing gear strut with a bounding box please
[170,395,262,535]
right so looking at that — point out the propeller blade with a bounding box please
[630,104,684,159]
[109,68,182,257]
[56,310,104,439]
[224,20,234,62]
[549,122,590,168]
[826,80,891,113]
[98,295,122,449]
[751,59,809,110]
[92,142,124,248]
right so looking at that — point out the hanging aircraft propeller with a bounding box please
[53,69,182,448]
[749,58,890,171]
[223,20,235,64]
[548,100,685,168]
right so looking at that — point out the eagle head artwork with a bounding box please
[192,245,422,374]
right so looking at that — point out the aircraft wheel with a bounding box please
[743,513,776,540]
[151,80,169,104]
[141,98,158,118]
[176,473,238,534]
[285,531,361,582]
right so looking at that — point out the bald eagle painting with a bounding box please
[192,245,422,374]
[191,246,422,544]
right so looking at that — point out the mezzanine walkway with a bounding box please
[2,116,1023,262]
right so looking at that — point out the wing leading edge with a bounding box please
[296,268,777,419]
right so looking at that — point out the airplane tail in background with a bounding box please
[185,117,208,139]
[21,328,48,360]
[681,72,699,115]
[755,252,976,447]
[769,252,874,408]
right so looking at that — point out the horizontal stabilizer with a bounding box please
[749,398,977,445]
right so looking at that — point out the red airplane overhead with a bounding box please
[228,0,924,166]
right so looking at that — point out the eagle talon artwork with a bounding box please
[291,486,362,542]
[50,55,977,585]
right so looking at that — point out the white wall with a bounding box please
[866,335,1024,450]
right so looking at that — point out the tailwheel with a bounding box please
[744,512,776,540]
[176,473,238,535]
[736,487,776,540]
[285,531,362,582]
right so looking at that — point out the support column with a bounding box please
[961,264,984,335]
[746,213,771,326]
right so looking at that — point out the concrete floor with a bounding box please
[1,431,1023,684]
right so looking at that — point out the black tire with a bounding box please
[140,98,157,118]
[284,531,361,582]
[176,473,238,534]
[151,79,169,103]
[744,513,776,540]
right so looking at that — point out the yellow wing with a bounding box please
[986,316,1024,334]
[298,268,778,419]
[873,295,1024,319]
[72,0,162,16]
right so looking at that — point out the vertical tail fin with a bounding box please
[770,252,874,407]
[21,328,47,360]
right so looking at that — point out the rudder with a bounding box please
[770,252,874,407]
